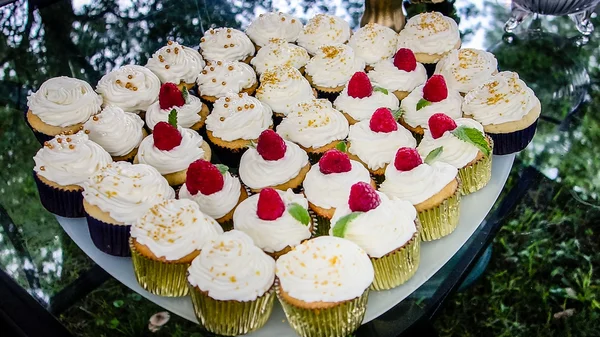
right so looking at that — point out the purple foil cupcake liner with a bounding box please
[488,120,538,155]
[33,172,84,218]
[85,213,131,257]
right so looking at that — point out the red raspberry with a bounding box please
[153,121,182,151]
[428,113,457,139]
[159,82,185,110]
[348,181,381,212]
[369,108,398,133]
[422,75,448,103]
[319,149,352,174]
[185,160,224,196]
[256,188,285,220]
[393,48,417,72]
[394,147,422,172]
[256,130,286,161]
[347,72,373,99]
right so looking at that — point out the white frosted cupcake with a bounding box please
[196,60,257,102]
[255,65,315,117]
[83,106,146,161]
[199,27,255,63]
[297,14,351,55]
[245,12,303,47]
[434,48,498,94]
[250,39,310,75]
[367,48,428,100]
[96,65,161,113]
[145,82,208,131]
[145,41,205,89]
[305,44,366,94]
[188,230,276,336]
[348,23,398,67]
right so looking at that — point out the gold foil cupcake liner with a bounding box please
[276,282,370,337]
[129,239,190,297]
[459,138,493,195]
[370,222,421,291]
[418,179,462,242]
[188,285,275,336]
[313,213,331,236]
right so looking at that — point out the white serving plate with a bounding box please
[57,153,514,336]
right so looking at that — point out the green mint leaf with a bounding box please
[248,141,257,149]
[391,108,404,120]
[112,300,124,308]
[332,212,362,238]
[424,146,443,164]
[373,86,388,95]
[288,203,310,226]
[215,164,229,175]
[181,86,189,103]
[335,141,347,153]
[416,98,431,111]
[451,126,491,157]
[168,109,178,128]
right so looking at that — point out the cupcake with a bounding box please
[179,160,248,231]
[33,132,112,218]
[234,188,313,259]
[82,106,146,162]
[462,71,541,155]
[96,65,161,113]
[145,83,209,131]
[346,108,417,180]
[333,72,399,125]
[26,77,102,143]
[330,182,420,290]
[245,12,303,48]
[399,75,463,137]
[130,198,223,296]
[145,40,205,89]
[188,230,276,336]
[397,12,461,64]
[417,113,492,195]
[276,236,373,337]
[134,120,211,186]
[380,147,461,241]
[276,99,349,162]
[196,60,257,102]
[239,130,309,193]
[303,149,374,235]
[199,27,255,63]
[250,38,310,75]
[255,65,315,117]
[367,48,428,100]
[348,23,398,69]
[304,45,366,95]
[297,14,351,55]
[434,48,498,95]
[82,162,175,256]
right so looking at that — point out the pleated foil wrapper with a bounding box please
[33,172,84,218]
[458,138,493,195]
[418,179,462,242]
[85,213,131,256]
[488,120,537,155]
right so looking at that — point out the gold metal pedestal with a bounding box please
[361,0,406,32]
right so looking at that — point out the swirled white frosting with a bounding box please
[145,95,204,130]
[200,27,255,62]
[33,132,112,186]
[348,120,417,171]
[145,42,205,84]
[131,199,223,261]
[246,12,303,47]
[255,65,315,115]
[239,140,309,190]
[348,23,398,66]
[179,172,242,220]
[330,193,417,258]
[277,99,349,149]
[82,162,175,225]
[276,236,373,302]
[96,65,161,112]
[434,48,498,93]
[188,230,275,301]
[206,92,272,141]
[400,83,463,128]
[333,86,400,122]
[305,44,366,88]
[196,60,257,98]
[380,162,458,205]
[303,161,372,210]
[463,71,540,125]
[233,189,311,253]
[297,14,351,55]
[137,127,206,175]
[28,77,102,127]
[367,59,428,93]
[417,118,485,168]
[251,39,310,75]
[83,106,145,157]
[397,12,460,56]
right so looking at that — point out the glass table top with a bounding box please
[1,0,599,336]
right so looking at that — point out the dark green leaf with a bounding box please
[416,98,431,111]
[109,318,120,329]
[451,126,491,157]
[424,146,443,164]
[335,141,347,152]
[215,164,229,175]
[332,212,362,238]
[181,86,189,102]
[288,203,310,226]
[112,299,124,308]
[168,109,178,128]
[373,86,388,95]
[248,141,257,149]
[391,108,404,120]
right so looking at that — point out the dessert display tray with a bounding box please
[56,153,514,336]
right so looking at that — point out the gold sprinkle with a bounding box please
[210,67,215,71]
[281,17,286,21]
[221,81,226,86]
[225,97,230,102]
[238,93,243,98]
[57,138,62,143]
[93,116,99,121]
[133,87,138,91]
[291,19,296,23]
[84,129,90,134]
[115,79,121,84]
[244,104,249,109]
[220,117,225,121]
[224,44,229,48]
[69,144,75,149]
[227,28,232,33]
[224,104,229,108]
[227,34,231,38]
[249,104,255,109]
[229,43,234,47]
[127,74,133,79]
[167,40,173,45]
[166,48,171,53]
[174,47,179,54]
[40,166,45,171]
[217,61,222,65]
[66,137,71,142]
[237,107,242,112]
[212,78,216,83]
